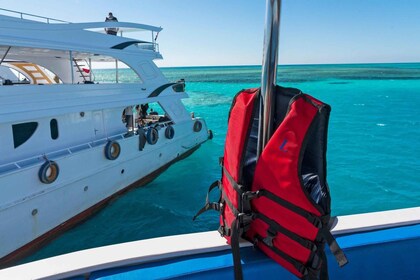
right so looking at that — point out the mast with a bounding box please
[257,0,281,158]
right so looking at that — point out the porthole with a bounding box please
[50,119,59,140]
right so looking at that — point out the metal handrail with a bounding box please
[0,8,69,24]
[0,132,126,174]
[257,0,281,158]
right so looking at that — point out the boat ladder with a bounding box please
[73,59,91,83]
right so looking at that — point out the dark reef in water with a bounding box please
[329,82,350,84]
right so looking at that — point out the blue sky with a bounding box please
[1,1,419,67]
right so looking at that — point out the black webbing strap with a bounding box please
[258,189,322,228]
[319,246,329,280]
[255,213,317,251]
[230,218,243,280]
[192,180,220,221]
[255,234,309,278]
[221,188,240,217]
[218,190,253,238]
[320,227,348,267]
[222,165,244,193]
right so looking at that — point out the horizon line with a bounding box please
[158,61,420,69]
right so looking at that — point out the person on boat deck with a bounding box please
[135,105,145,126]
[135,105,141,116]
[140,103,149,118]
[105,12,119,35]
[123,106,134,131]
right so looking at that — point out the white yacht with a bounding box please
[0,9,211,265]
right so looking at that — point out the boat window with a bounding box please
[1,45,143,84]
[122,102,173,132]
[118,61,143,83]
[9,68,30,83]
[0,65,30,85]
[147,102,165,115]
[91,60,143,84]
[135,102,172,127]
[5,62,57,84]
[50,119,59,139]
[12,122,38,148]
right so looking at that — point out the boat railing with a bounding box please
[0,115,176,176]
[0,9,161,53]
[0,132,128,176]
[0,8,70,24]
[136,42,159,53]
[81,22,162,52]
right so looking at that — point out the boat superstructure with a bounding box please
[0,9,210,265]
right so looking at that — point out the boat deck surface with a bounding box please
[71,223,420,280]
[1,207,419,280]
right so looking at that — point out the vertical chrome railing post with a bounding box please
[88,58,92,81]
[69,51,74,84]
[115,60,119,83]
[257,0,281,158]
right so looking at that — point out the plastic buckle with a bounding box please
[219,201,225,214]
[242,191,260,201]
[237,184,246,192]
[261,227,277,247]
[237,213,254,232]
[262,233,275,247]
[218,225,231,237]
[218,226,225,237]
[238,213,253,224]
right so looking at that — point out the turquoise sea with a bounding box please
[22,63,420,263]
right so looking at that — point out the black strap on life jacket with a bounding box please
[259,188,348,269]
[319,221,349,268]
[231,217,243,280]
[192,180,220,221]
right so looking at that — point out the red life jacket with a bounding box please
[194,86,347,280]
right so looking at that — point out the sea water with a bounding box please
[22,63,420,263]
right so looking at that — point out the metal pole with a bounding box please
[115,59,119,83]
[0,46,11,65]
[69,51,74,84]
[257,0,281,158]
[88,58,92,81]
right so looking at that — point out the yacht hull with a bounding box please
[0,121,208,267]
